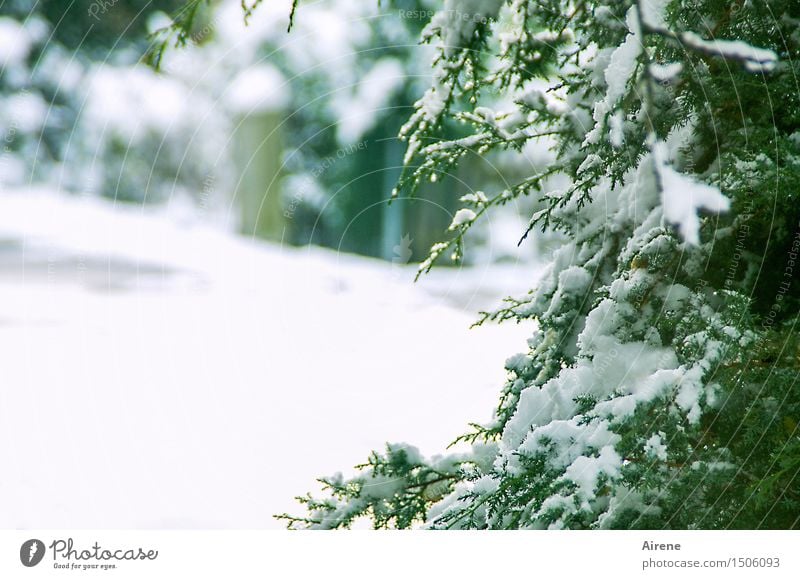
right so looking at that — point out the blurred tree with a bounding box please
[10,0,184,55]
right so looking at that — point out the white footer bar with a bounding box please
[2,531,797,577]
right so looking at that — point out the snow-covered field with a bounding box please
[0,191,536,528]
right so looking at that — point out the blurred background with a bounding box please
[0,0,555,528]
[0,0,560,264]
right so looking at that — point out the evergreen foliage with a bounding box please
[176,0,800,529]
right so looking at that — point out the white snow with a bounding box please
[649,61,683,82]
[0,17,31,66]
[653,140,730,244]
[679,32,777,73]
[449,208,477,229]
[85,65,189,143]
[644,432,668,461]
[0,190,533,529]
[419,79,452,122]
[226,64,290,114]
[638,0,778,74]
[562,445,622,501]
[333,58,405,143]
[584,6,642,146]
[608,109,625,148]
[413,0,503,124]
[429,0,503,57]
[640,0,669,29]
[3,91,48,133]
[459,191,488,205]
[543,265,592,317]
[604,7,642,107]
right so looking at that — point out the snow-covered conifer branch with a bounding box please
[267,0,800,529]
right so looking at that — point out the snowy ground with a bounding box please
[0,191,538,529]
